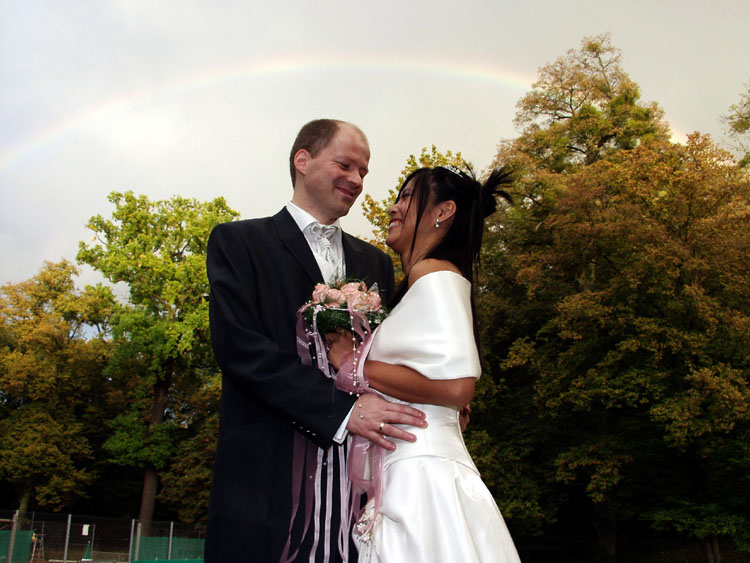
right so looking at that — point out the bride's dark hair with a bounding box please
[388,164,513,308]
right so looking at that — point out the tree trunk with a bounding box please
[711,535,721,563]
[702,537,716,563]
[592,501,617,559]
[18,481,32,518]
[137,367,173,535]
[138,463,159,536]
[701,535,722,563]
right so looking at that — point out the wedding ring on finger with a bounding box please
[379,422,386,434]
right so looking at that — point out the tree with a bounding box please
[480,134,750,558]
[505,33,669,173]
[157,373,221,525]
[0,406,92,511]
[475,35,749,560]
[0,261,116,514]
[723,82,750,167]
[464,35,668,556]
[77,192,238,529]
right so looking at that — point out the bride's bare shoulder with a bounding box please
[408,259,462,287]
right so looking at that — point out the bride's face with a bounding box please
[386,180,416,256]
[386,180,436,263]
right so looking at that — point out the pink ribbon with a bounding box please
[333,328,385,537]
[282,302,385,562]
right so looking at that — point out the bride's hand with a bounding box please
[325,329,355,370]
[459,403,471,432]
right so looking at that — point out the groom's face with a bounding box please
[293,124,370,224]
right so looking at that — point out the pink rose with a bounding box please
[366,292,382,311]
[340,282,365,297]
[347,291,371,312]
[324,288,346,307]
[312,284,329,304]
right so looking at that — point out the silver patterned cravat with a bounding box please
[309,222,341,283]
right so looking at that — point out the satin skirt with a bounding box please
[356,405,521,563]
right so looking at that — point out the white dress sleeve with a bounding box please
[367,270,480,380]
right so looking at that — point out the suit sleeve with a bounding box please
[207,222,355,448]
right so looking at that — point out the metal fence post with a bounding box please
[6,509,18,563]
[134,521,142,562]
[167,521,174,560]
[62,513,72,563]
[128,519,135,563]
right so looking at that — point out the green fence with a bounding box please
[133,536,205,560]
[1,509,205,562]
[0,530,33,563]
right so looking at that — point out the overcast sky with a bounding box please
[1,0,748,288]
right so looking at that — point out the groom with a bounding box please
[204,119,426,562]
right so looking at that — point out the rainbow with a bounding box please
[0,56,535,175]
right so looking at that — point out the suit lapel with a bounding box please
[273,208,324,285]
[342,233,366,281]
[274,208,371,287]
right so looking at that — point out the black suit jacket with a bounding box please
[204,208,395,562]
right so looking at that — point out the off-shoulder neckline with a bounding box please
[408,269,470,291]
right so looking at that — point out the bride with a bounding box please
[328,166,521,562]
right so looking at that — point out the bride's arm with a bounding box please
[326,330,474,407]
[368,259,473,406]
[364,360,475,408]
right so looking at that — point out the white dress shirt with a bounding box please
[286,201,345,284]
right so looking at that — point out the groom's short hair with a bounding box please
[289,119,365,186]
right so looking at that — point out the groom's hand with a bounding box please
[325,329,353,371]
[346,394,426,451]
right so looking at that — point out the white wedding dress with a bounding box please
[357,271,520,563]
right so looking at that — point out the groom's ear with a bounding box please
[293,149,311,178]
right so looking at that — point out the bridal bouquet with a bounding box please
[294,281,388,542]
[296,280,387,393]
[286,284,387,560]
[301,281,387,334]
